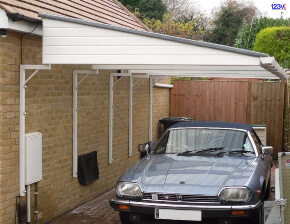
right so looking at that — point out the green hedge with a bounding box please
[254,26,290,68]
[235,17,290,50]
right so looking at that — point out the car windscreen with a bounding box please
[154,128,255,156]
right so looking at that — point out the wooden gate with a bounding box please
[170,80,285,158]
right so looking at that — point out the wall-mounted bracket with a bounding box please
[25,70,39,84]
[109,72,131,163]
[19,64,51,197]
[132,79,143,88]
[19,64,51,224]
[149,76,154,141]
[131,74,148,89]
[113,76,124,87]
[129,74,149,157]
[73,70,98,177]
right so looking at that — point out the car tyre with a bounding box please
[251,201,264,224]
[264,177,271,200]
[119,211,131,224]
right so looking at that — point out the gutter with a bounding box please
[260,57,288,79]
[7,13,42,25]
[0,9,42,35]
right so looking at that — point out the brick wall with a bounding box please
[152,87,170,140]
[0,27,3,224]
[0,31,170,224]
[0,30,22,224]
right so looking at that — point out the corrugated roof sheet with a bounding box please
[0,0,150,31]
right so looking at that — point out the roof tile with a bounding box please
[0,0,150,31]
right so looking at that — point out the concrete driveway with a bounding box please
[49,190,119,224]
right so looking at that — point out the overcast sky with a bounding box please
[196,0,289,19]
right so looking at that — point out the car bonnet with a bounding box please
[130,154,257,195]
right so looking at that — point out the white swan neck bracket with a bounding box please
[19,64,51,197]
[73,70,99,178]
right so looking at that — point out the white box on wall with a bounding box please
[25,132,42,185]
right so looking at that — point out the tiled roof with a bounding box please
[0,0,150,31]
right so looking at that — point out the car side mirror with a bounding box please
[138,143,149,153]
[138,141,156,158]
[262,146,273,155]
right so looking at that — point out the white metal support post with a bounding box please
[149,76,153,141]
[265,153,288,224]
[27,185,31,223]
[278,153,287,224]
[129,74,149,156]
[19,64,51,197]
[73,70,98,177]
[109,72,131,163]
[129,74,133,157]
[19,64,51,224]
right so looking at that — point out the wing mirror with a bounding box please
[138,143,149,153]
[262,146,273,155]
[138,141,156,158]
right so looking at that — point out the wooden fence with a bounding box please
[170,80,286,158]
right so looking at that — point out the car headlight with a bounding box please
[116,182,142,198]
[218,187,251,202]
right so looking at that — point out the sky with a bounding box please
[196,0,290,19]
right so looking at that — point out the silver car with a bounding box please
[110,122,273,224]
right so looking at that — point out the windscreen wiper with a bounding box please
[228,150,255,154]
[194,147,225,154]
[177,147,224,156]
[177,150,195,156]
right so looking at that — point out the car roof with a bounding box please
[169,121,253,131]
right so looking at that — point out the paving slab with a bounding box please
[49,190,120,224]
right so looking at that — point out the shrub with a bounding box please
[253,26,290,68]
[235,17,290,50]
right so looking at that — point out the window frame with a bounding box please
[249,130,263,155]
[153,127,258,157]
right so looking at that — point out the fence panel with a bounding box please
[170,80,285,157]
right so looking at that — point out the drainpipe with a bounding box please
[26,185,30,224]
[154,83,173,88]
[34,182,38,224]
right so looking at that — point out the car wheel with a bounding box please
[119,211,131,224]
[264,177,271,200]
[251,201,264,224]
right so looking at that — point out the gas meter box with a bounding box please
[25,132,42,185]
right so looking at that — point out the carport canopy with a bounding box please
[39,13,287,79]
[19,13,288,197]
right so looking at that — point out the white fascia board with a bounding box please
[260,57,288,79]
[20,64,51,70]
[0,9,8,28]
[148,74,280,79]
[43,55,260,66]
[0,9,42,36]
[130,70,272,75]
[92,65,266,71]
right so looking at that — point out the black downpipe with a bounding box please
[6,13,41,64]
